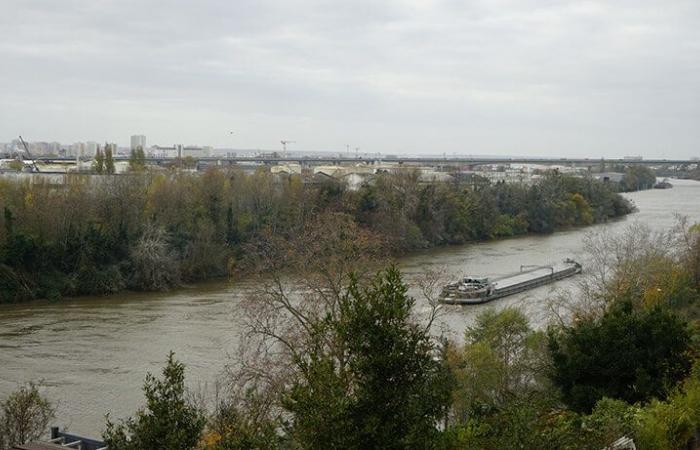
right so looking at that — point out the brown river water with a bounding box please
[1,179,700,436]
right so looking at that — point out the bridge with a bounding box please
[33,155,699,166]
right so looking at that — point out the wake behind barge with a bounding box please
[440,259,582,305]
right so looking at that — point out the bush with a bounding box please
[635,376,700,450]
[548,301,692,413]
[0,382,55,448]
[103,352,206,450]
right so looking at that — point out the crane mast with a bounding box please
[18,136,40,172]
[280,140,295,157]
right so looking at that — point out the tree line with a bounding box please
[0,168,632,303]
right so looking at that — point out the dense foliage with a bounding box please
[103,352,206,450]
[548,301,692,413]
[282,267,452,450]
[0,168,631,302]
[618,165,657,192]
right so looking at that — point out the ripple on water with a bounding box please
[1,324,44,337]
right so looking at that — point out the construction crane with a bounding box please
[280,140,295,157]
[18,136,40,172]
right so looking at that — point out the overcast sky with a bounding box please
[1,0,699,157]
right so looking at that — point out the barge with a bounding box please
[440,259,582,305]
[653,179,673,189]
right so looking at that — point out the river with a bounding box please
[1,179,700,437]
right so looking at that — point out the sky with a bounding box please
[1,0,699,158]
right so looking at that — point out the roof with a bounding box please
[313,165,344,177]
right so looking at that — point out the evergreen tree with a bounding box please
[128,148,136,169]
[104,144,115,175]
[103,352,206,450]
[283,267,452,449]
[129,146,146,172]
[548,301,692,413]
[93,147,105,174]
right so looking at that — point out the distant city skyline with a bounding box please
[0,135,697,161]
[2,0,699,159]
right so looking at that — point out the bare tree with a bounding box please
[221,212,397,427]
[673,214,700,287]
[549,219,693,325]
[413,265,451,335]
[129,225,180,290]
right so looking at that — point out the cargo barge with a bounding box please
[440,259,582,305]
[653,179,673,189]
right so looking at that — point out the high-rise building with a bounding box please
[48,142,61,154]
[86,141,98,156]
[131,135,146,150]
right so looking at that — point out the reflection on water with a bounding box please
[1,179,700,436]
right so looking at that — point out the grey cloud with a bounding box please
[1,0,699,157]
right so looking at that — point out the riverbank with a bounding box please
[0,170,635,304]
[1,180,697,436]
[0,215,630,307]
[3,209,634,307]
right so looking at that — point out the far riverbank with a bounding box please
[1,171,634,304]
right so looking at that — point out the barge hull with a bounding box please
[440,261,581,305]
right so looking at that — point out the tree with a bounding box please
[676,218,700,290]
[103,352,206,450]
[128,225,180,290]
[129,146,146,172]
[634,376,700,450]
[448,308,548,422]
[104,144,115,175]
[201,398,282,450]
[93,147,105,174]
[183,156,196,170]
[621,165,656,192]
[0,382,55,448]
[548,301,692,413]
[282,267,453,449]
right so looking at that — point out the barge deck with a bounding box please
[440,259,582,305]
